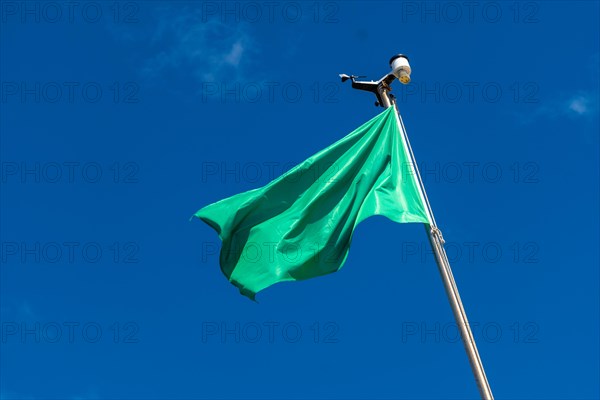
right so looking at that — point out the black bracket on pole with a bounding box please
[339,73,396,107]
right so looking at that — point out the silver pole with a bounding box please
[378,86,495,400]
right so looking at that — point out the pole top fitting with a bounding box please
[390,54,411,85]
[389,54,410,65]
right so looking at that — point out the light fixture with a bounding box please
[389,54,411,84]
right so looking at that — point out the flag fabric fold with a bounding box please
[194,106,431,299]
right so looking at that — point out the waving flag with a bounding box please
[194,106,431,299]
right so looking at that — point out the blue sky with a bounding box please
[1,1,599,399]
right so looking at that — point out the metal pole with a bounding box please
[378,86,494,400]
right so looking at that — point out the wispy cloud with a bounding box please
[224,41,245,67]
[142,20,255,82]
[518,53,599,124]
[107,5,259,84]
[566,93,594,116]
[518,90,598,124]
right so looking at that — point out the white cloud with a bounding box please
[519,90,598,124]
[517,54,599,124]
[567,94,592,116]
[224,41,244,67]
[133,6,258,84]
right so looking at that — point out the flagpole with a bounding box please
[378,84,495,400]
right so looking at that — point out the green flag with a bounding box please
[194,106,431,299]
